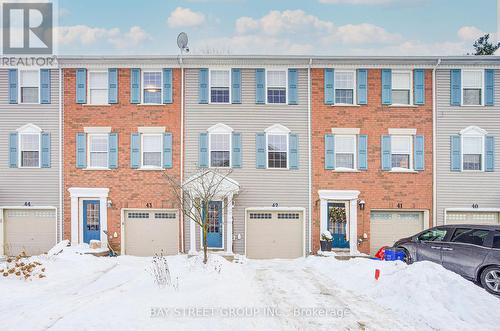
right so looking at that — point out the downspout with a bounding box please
[179,55,185,253]
[307,58,312,254]
[58,67,63,243]
[432,58,441,228]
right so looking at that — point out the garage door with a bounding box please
[124,210,179,256]
[370,211,425,254]
[446,211,500,225]
[4,209,56,256]
[246,210,304,259]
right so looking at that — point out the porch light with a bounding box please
[107,199,113,208]
[358,200,365,210]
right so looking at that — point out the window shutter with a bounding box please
[414,69,425,105]
[198,68,208,104]
[324,134,335,170]
[231,69,241,104]
[9,132,18,168]
[381,69,392,105]
[198,132,208,168]
[288,69,298,105]
[485,69,495,106]
[485,135,495,172]
[414,135,425,171]
[76,132,86,169]
[41,132,51,168]
[256,132,266,168]
[357,69,367,105]
[450,135,461,171]
[231,132,242,168]
[450,69,461,106]
[8,69,18,104]
[40,69,51,104]
[163,132,173,169]
[381,135,392,171]
[163,68,173,104]
[358,134,368,170]
[130,133,140,169]
[76,68,87,104]
[324,68,334,105]
[255,69,265,104]
[108,68,118,104]
[289,133,299,169]
[108,132,118,169]
[130,68,141,104]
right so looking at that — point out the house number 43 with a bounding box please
[272,203,279,207]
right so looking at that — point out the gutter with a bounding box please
[432,58,441,227]
[58,67,63,242]
[307,58,312,254]
[179,55,185,253]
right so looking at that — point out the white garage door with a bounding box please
[4,209,56,256]
[246,210,304,259]
[446,211,500,225]
[124,210,179,256]
[370,211,426,254]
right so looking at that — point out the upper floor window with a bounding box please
[207,123,233,168]
[391,135,412,170]
[88,134,109,168]
[88,71,108,105]
[142,134,162,168]
[334,71,355,105]
[20,133,40,167]
[392,70,412,105]
[267,70,286,104]
[210,70,230,103]
[265,124,290,169]
[143,71,162,104]
[462,70,483,106]
[462,136,483,171]
[335,135,356,170]
[19,70,39,104]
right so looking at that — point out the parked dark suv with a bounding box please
[394,225,500,295]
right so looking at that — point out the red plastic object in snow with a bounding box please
[375,269,381,280]
[374,246,387,260]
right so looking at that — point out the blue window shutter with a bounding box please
[130,68,141,104]
[414,69,425,105]
[199,133,208,168]
[163,68,173,104]
[76,68,87,104]
[76,133,86,169]
[199,68,208,104]
[358,134,368,170]
[357,69,367,105]
[288,69,298,105]
[163,132,173,169]
[9,133,18,168]
[324,68,334,105]
[324,134,335,170]
[108,68,118,104]
[485,136,495,172]
[231,69,241,104]
[130,133,140,169]
[40,69,51,104]
[232,132,242,168]
[450,135,461,171]
[381,69,392,105]
[289,133,299,169]
[41,132,51,168]
[256,132,266,168]
[255,69,265,104]
[108,132,118,169]
[381,135,392,171]
[414,135,425,171]
[485,69,495,106]
[8,69,18,104]
[450,69,461,106]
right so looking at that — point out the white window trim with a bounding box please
[18,69,40,104]
[141,69,163,105]
[390,134,414,172]
[333,69,356,106]
[391,69,413,106]
[208,68,231,104]
[460,126,486,172]
[87,70,109,105]
[265,124,290,170]
[461,69,484,107]
[140,133,163,169]
[265,68,288,105]
[86,133,109,170]
[208,123,233,168]
[334,134,357,171]
[16,123,42,168]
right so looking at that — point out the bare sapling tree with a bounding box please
[164,168,238,264]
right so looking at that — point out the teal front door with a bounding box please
[83,200,100,243]
[327,202,349,249]
[205,201,223,248]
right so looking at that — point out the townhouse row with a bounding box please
[0,55,499,258]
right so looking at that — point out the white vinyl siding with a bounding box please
[19,133,40,168]
[88,71,108,105]
[391,135,412,170]
[141,134,162,168]
[335,135,356,170]
[88,134,109,169]
[210,70,230,104]
[19,70,39,104]
[462,70,483,106]
[334,71,355,105]
[392,70,412,105]
[267,70,287,104]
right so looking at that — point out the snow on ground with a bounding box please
[0,248,499,331]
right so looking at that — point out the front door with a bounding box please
[327,202,349,248]
[206,201,223,248]
[83,200,101,243]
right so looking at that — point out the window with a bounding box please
[392,71,412,105]
[418,228,448,242]
[462,70,483,106]
[210,70,230,103]
[210,133,230,167]
[267,70,286,104]
[493,232,500,249]
[267,134,288,168]
[451,228,490,247]
[335,135,356,169]
[19,70,39,103]
[143,71,162,104]
[88,71,108,105]
[249,213,272,219]
[88,134,109,168]
[391,135,412,169]
[334,71,355,104]
[142,134,162,168]
[20,133,40,167]
[463,136,483,170]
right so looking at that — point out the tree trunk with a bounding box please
[203,225,208,264]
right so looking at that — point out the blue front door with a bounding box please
[205,201,223,248]
[327,202,349,249]
[83,200,101,243]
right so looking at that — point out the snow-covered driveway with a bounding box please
[1,249,499,331]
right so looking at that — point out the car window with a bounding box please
[451,228,490,247]
[493,232,500,249]
[418,229,448,242]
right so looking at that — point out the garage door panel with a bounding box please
[446,212,500,225]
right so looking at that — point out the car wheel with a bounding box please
[480,266,500,296]
[398,248,413,265]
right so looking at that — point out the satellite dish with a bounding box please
[177,32,189,52]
